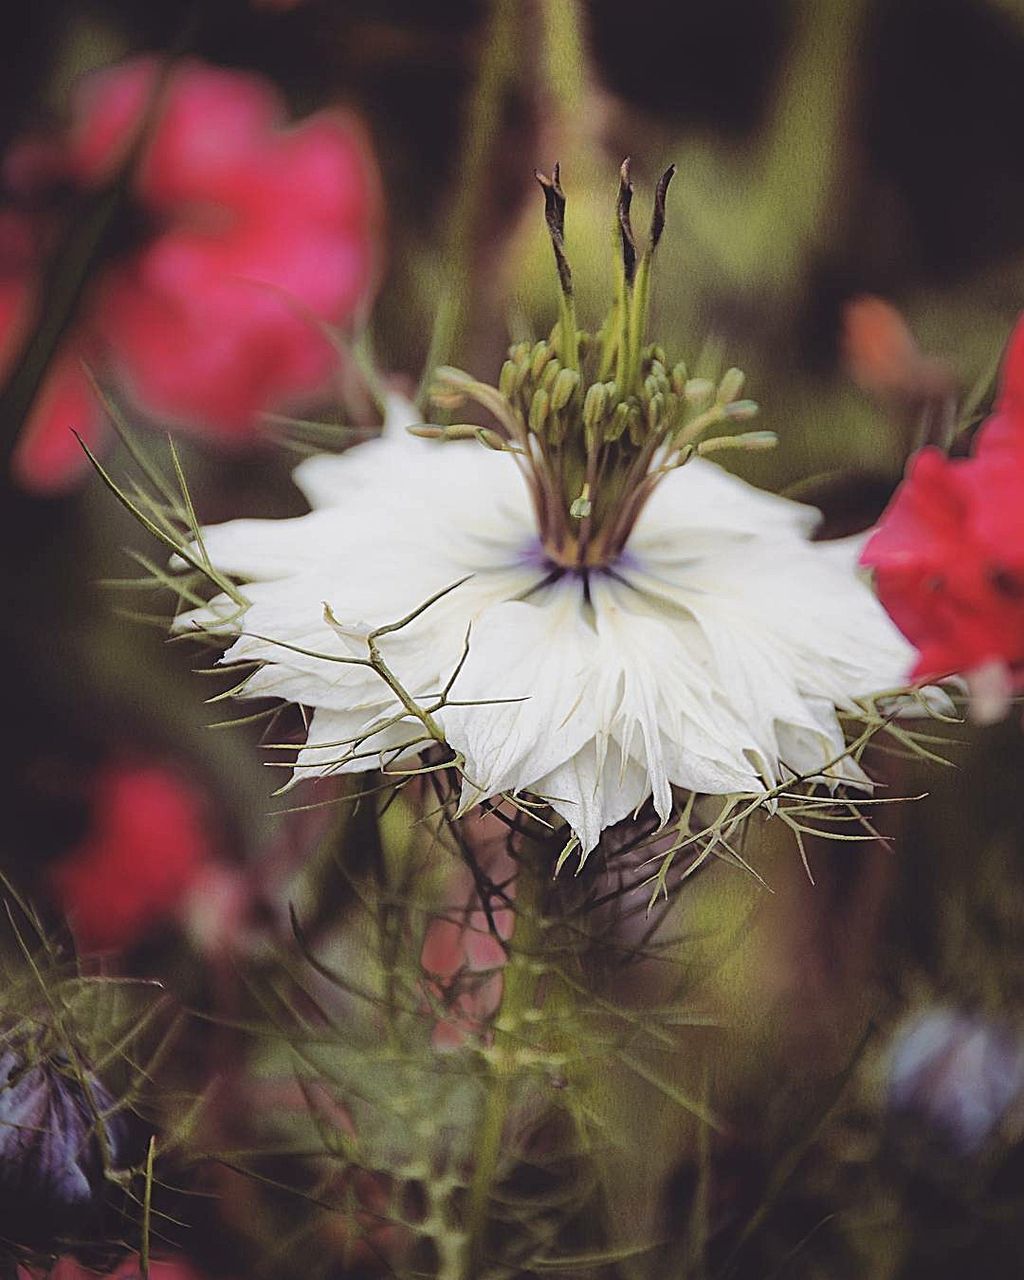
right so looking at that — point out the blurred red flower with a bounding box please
[49,764,215,952]
[862,314,1024,707]
[1,56,379,493]
[973,313,1024,460]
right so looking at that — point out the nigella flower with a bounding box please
[0,1042,129,1245]
[177,165,917,859]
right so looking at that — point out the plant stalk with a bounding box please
[459,848,546,1279]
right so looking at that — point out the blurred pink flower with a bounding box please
[421,847,515,1051]
[49,764,217,952]
[2,56,379,493]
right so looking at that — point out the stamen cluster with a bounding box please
[417,161,773,570]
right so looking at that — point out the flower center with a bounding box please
[419,163,774,569]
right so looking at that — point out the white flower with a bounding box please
[181,392,914,857]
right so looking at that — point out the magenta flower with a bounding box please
[1,56,379,493]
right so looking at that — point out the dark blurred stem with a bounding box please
[0,34,196,478]
[417,0,519,406]
[0,182,125,474]
[459,849,545,1280]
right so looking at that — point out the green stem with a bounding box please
[540,0,588,118]
[418,0,519,405]
[460,849,546,1280]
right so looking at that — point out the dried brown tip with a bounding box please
[617,157,636,286]
[535,164,572,297]
[649,164,676,252]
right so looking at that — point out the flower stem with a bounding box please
[418,0,519,405]
[460,848,546,1280]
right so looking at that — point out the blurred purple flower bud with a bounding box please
[0,1044,130,1246]
[887,1009,1024,1156]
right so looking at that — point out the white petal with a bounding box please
[444,587,599,807]
[182,509,341,580]
[293,706,425,779]
[534,738,650,857]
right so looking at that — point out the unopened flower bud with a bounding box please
[507,340,531,364]
[646,392,664,431]
[529,388,550,434]
[551,368,580,412]
[530,341,554,381]
[541,358,563,392]
[475,427,507,451]
[498,359,518,401]
[723,398,760,421]
[582,381,608,431]
[698,430,777,455]
[407,425,446,439]
[717,366,745,404]
[437,423,484,440]
[606,401,631,441]
[430,389,465,411]
[684,377,715,406]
